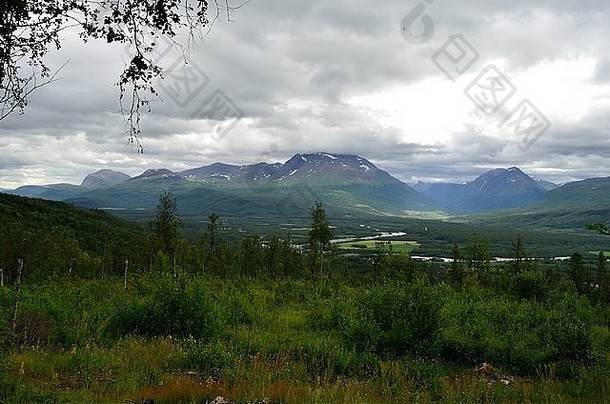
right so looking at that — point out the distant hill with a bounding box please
[9,183,84,201]
[534,178,558,191]
[415,168,548,213]
[539,177,610,207]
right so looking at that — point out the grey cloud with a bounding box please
[1,0,610,187]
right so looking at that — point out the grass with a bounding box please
[335,240,420,253]
[2,271,610,403]
[590,251,610,257]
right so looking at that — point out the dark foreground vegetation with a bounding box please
[1,192,610,403]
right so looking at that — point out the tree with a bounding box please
[0,0,244,148]
[587,224,610,299]
[597,251,608,303]
[570,252,585,293]
[372,241,388,276]
[511,235,530,275]
[205,213,220,255]
[239,234,262,277]
[152,191,181,275]
[307,202,333,277]
[449,244,464,286]
[200,212,225,274]
[464,233,491,272]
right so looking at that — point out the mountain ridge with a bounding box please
[4,153,435,220]
[3,154,590,221]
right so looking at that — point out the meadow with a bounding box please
[3,193,610,402]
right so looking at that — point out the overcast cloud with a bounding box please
[1,0,610,188]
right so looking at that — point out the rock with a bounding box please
[475,362,514,386]
[184,370,199,379]
[475,362,496,378]
[210,397,233,404]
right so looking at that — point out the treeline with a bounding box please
[1,192,609,298]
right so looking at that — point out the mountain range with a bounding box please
[2,153,609,230]
[4,153,433,220]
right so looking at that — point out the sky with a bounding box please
[1,0,610,188]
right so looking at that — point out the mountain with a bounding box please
[539,177,610,207]
[64,153,437,220]
[81,169,130,188]
[416,168,548,213]
[129,168,182,181]
[178,153,405,186]
[180,163,241,183]
[474,175,610,233]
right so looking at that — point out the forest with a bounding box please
[1,192,610,403]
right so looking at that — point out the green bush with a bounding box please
[439,289,594,374]
[510,270,549,301]
[348,280,445,358]
[108,276,220,341]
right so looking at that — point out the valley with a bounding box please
[2,153,610,402]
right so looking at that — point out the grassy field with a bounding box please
[3,272,610,403]
[336,240,421,254]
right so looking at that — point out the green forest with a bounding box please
[1,192,610,403]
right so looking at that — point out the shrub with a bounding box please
[108,276,220,341]
[180,339,237,379]
[511,270,549,301]
[348,280,445,358]
[439,290,594,374]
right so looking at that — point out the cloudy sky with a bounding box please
[1,0,610,188]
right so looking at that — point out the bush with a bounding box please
[511,270,549,301]
[439,289,594,374]
[108,276,220,341]
[348,279,445,358]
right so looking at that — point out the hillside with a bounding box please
[0,193,145,279]
[416,167,548,213]
[474,176,610,233]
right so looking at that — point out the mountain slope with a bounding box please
[178,153,412,187]
[417,168,548,213]
[9,183,84,201]
[81,169,130,188]
[475,176,610,233]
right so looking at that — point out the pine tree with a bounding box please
[308,202,333,277]
[450,244,463,286]
[152,191,181,275]
[597,251,608,302]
